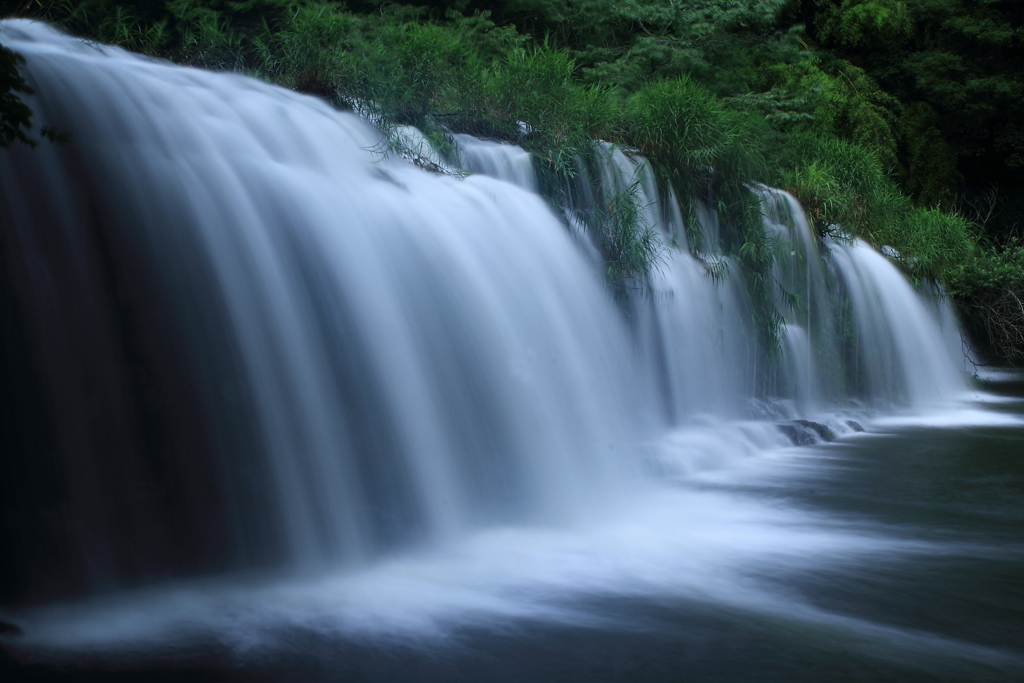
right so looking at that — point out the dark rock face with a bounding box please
[777,420,837,446]
[778,424,817,446]
[845,420,865,432]
[793,420,836,442]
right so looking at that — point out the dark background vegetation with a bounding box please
[1,0,1022,363]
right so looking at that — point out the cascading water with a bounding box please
[4,20,1016,683]
[750,186,968,411]
[451,134,537,193]
[0,19,644,601]
[584,144,755,421]
[829,239,967,405]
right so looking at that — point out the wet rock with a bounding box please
[778,424,817,446]
[794,420,835,442]
[845,420,865,432]
[778,420,836,445]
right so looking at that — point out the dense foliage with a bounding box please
[1,0,1021,362]
[0,38,61,147]
[806,0,1024,237]
[0,40,32,146]
[947,242,1024,366]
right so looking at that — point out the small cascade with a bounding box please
[0,20,971,615]
[581,144,754,420]
[740,186,967,409]
[590,143,665,236]
[642,253,754,421]
[451,134,537,192]
[923,281,979,376]
[829,239,967,405]
[574,149,968,417]
[756,186,842,408]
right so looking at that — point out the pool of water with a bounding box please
[3,374,1023,682]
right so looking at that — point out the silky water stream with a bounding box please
[1,20,1021,682]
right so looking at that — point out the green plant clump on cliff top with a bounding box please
[5,0,1020,361]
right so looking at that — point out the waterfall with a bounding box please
[752,186,966,410]
[829,239,967,405]
[0,21,645,603]
[0,19,968,612]
[451,134,537,193]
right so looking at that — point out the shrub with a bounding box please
[946,243,1024,366]
[624,76,767,246]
